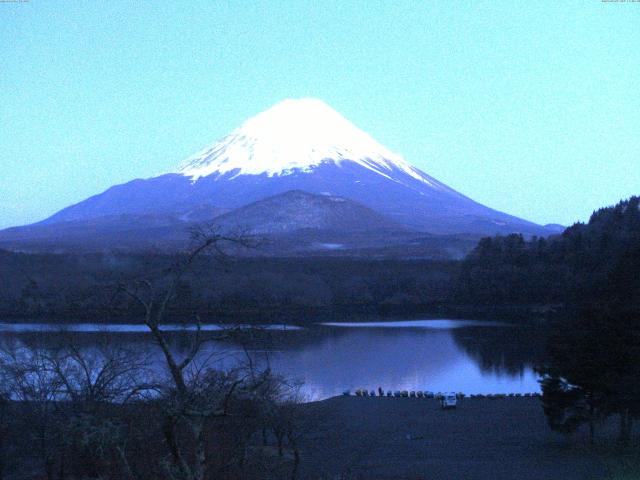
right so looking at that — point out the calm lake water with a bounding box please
[0,319,542,400]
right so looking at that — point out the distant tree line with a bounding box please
[0,252,458,323]
[455,196,640,309]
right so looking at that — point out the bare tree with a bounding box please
[0,333,152,480]
[0,226,302,480]
[116,227,255,391]
[0,374,9,480]
[0,338,67,479]
[115,226,281,480]
[265,385,305,480]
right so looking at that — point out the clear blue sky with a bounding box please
[1,1,638,229]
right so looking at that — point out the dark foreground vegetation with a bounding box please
[4,393,635,480]
[0,335,305,480]
[456,197,640,450]
[1,227,310,480]
[538,309,640,447]
[1,197,639,478]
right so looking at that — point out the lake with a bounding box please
[0,319,543,400]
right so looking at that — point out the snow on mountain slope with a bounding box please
[177,98,443,189]
[0,98,554,244]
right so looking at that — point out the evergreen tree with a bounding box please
[537,308,640,445]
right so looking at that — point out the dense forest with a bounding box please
[454,197,640,445]
[455,196,640,310]
[2,197,639,324]
[0,252,458,322]
[537,308,640,445]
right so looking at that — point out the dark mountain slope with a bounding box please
[212,189,405,234]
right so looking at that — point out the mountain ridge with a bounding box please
[1,98,557,254]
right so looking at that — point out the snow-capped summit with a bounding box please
[177,98,434,186]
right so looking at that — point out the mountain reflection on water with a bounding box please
[0,319,542,400]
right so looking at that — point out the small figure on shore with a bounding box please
[378,386,384,397]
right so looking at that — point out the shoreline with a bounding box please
[293,396,618,479]
[0,303,557,325]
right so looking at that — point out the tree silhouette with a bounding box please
[536,308,640,445]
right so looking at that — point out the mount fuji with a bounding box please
[0,98,557,255]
